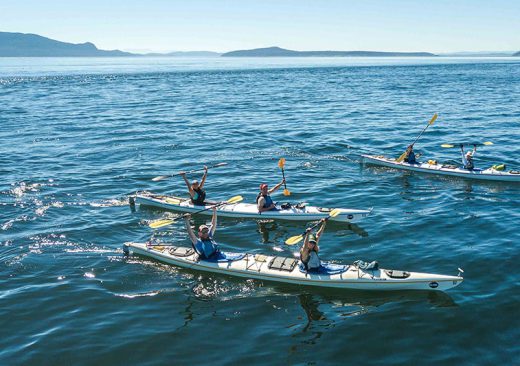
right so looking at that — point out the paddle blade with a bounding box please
[441,143,455,148]
[285,235,304,246]
[396,151,408,163]
[278,158,286,169]
[429,113,438,125]
[329,209,341,218]
[226,195,243,204]
[283,188,291,196]
[152,175,169,182]
[483,141,493,146]
[149,219,174,229]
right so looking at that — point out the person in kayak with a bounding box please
[460,145,477,170]
[256,180,285,212]
[184,207,219,260]
[300,218,327,272]
[403,145,417,164]
[180,166,208,205]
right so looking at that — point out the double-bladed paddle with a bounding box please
[149,195,243,228]
[152,162,228,182]
[396,113,438,163]
[278,158,291,196]
[284,209,341,246]
[440,141,493,148]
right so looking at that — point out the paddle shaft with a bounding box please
[180,162,227,176]
[152,162,227,181]
[410,114,437,148]
[297,213,334,238]
[175,197,242,222]
[281,166,288,190]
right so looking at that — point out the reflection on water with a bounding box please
[289,289,457,350]
[257,220,280,243]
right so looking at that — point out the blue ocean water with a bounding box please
[1,57,519,365]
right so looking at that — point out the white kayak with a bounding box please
[362,154,520,182]
[123,242,463,292]
[131,192,372,223]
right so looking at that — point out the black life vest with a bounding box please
[192,188,206,205]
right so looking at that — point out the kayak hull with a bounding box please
[123,242,463,292]
[362,155,520,182]
[133,193,371,222]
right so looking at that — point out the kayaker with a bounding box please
[180,166,208,205]
[300,218,326,272]
[403,145,417,164]
[460,145,477,170]
[183,207,219,260]
[256,180,285,212]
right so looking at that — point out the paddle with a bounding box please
[152,162,228,182]
[278,158,291,196]
[149,195,243,228]
[284,209,341,246]
[441,141,493,148]
[396,113,438,162]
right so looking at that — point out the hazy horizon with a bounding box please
[1,0,519,54]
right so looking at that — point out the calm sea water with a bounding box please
[1,57,519,365]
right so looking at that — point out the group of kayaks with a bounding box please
[125,190,463,291]
[123,114,517,293]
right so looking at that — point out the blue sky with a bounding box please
[1,0,518,53]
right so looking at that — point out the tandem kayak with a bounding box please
[131,192,372,223]
[362,154,520,182]
[123,242,463,292]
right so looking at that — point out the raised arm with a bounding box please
[268,179,285,194]
[199,166,208,189]
[303,228,312,246]
[183,215,198,245]
[315,219,326,247]
[210,207,217,236]
[180,172,194,196]
[460,145,466,165]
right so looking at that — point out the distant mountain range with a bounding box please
[0,32,132,57]
[221,46,436,57]
[143,51,221,57]
[1,32,518,58]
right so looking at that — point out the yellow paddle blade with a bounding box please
[149,219,174,229]
[278,158,286,169]
[283,189,291,196]
[285,235,304,246]
[441,144,455,148]
[483,141,493,146]
[329,209,341,217]
[226,195,243,204]
[396,151,408,163]
[429,113,438,125]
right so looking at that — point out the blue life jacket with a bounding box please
[405,151,417,164]
[256,193,274,209]
[195,236,218,259]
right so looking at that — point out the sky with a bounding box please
[0,0,519,53]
